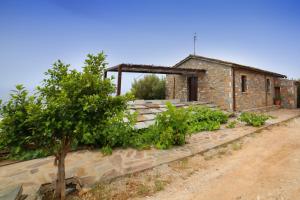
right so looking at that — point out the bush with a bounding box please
[187,106,228,133]
[239,112,270,127]
[154,103,190,147]
[226,120,237,129]
[130,104,228,150]
[88,111,137,149]
[0,85,44,157]
[129,103,191,150]
[131,75,165,100]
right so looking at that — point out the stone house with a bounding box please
[165,55,299,111]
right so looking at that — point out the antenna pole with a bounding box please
[193,33,197,55]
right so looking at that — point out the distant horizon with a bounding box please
[1,0,300,101]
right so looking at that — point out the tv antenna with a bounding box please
[193,33,197,55]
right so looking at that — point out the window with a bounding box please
[241,75,247,92]
[266,79,271,93]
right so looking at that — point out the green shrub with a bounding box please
[129,128,156,150]
[131,75,166,100]
[239,112,270,127]
[94,111,137,149]
[152,102,190,149]
[131,104,229,150]
[0,85,45,159]
[187,106,228,133]
[101,146,113,155]
[226,120,237,129]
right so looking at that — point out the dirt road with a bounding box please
[147,117,300,200]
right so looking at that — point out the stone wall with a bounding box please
[166,59,233,110]
[234,69,276,111]
[275,79,298,109]
[166,75,187,101]
[165,57,298,111]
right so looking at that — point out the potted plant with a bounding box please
[274,96,282,106]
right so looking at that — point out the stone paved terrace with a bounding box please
[0,109,299,197]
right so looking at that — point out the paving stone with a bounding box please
[123,162,153,174]
[123,158,154,166]
[109,155,122,168]
[131,105,147,109]
[5,170,27,178]
[144,120,155,127]
[137,115,147,122]
[143,114,156,120]
[80,176,96,186]
[26,159,52,169]
[149,109,161,113]
[102,169,121,180]
[75,167,87,177]
[0,184,22,200]
[125,150,135,158]
[134,122,147,129]
[30,169,39,174]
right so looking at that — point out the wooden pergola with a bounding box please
[104,64,206,95]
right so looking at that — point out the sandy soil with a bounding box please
[145,117,300,200]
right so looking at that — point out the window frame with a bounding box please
[266,78,271,93]
[241,75,247,93]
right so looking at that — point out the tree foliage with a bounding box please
[0,52,131,199]
[131,75,166,100]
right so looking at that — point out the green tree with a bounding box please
[131,75,166,100]
[0,53,130,199]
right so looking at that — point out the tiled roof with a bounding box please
[173,55,287,78]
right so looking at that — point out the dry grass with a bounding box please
[67,170,170,200]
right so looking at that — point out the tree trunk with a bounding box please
[55,149,66,200]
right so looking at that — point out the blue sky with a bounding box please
[0,0,300,100]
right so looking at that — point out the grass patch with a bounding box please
[154,179,166,192]
[231,142,242,151]
[226,120,237,129]
[137,184,151,196]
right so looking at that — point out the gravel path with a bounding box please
[145,117,300,200]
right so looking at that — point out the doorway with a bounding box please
[274,87,281,104]
[188,76,198,101]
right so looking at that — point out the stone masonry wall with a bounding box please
[166,75,187,101]
[234,69,276,111]
[165,57,296,111]
[166,59,233,110]
[275,78,298,109]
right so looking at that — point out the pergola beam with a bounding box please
[105,64,206,75]
[105,64,206,96]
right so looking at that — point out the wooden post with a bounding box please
[104,70,107,79]
[117,65,122,96]
[173,76,176,99]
